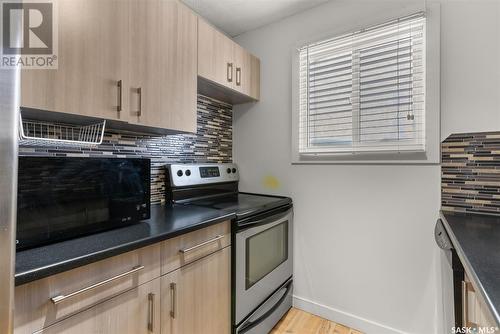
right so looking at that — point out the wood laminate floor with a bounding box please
[270,308,364,334]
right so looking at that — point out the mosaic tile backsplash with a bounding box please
[19,95,233,204]
[442,132,500,215]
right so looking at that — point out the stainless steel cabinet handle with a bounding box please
[236,67,241,86]
[117,80,122,112]
[462,280,468,327]
[135,87,142,117]
[179,235,223,254]
[147,293,155,332]
[50,265,145,304]
[170,282,177,319]
[227,62,233,82]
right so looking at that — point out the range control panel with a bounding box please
[167,163,239,187]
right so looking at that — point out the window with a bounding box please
[295,13,434,160]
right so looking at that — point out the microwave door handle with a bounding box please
[238,279,292,334]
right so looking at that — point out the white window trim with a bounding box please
[291,4,440,164]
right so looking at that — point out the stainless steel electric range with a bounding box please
[166,163,293,334]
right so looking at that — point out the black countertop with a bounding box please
[440,211,500,325]
[15,204,235,286]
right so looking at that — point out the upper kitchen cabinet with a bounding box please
[21,0,198,134]
[233,43,260,100]
[21,0,130,122]
[197,18,234,90]
[249,54,261,100]
[128,0,197,133]
[197,18,260,104]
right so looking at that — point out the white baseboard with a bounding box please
[293,295,410,334]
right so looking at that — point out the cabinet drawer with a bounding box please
[161,221,231,275]
[14,244,161,334]
[20,278,161,334]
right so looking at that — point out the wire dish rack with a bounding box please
[19,115,106,147]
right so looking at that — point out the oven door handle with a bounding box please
[238,206,292,230]
[238,279,293,334]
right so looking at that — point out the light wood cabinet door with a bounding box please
[161,247,231,334]
[233,45,260,100]
[128,0,162,126]
[18,278,161,334]
[161,1,198,133]
[232,43,250,95]
[198,18,234,88]
[463,273,497,329]
[129,0,197,133]
[248,53,261,100]
[21,0,129,121]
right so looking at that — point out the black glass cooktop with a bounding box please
[188,192,292,220]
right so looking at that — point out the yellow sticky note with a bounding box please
[263,175,280,189]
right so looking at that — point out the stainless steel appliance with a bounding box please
[234,208,293,334]
[0,34,21,334]
[166,163,293,334]
[17,157,151,250]
[435,218,464,328]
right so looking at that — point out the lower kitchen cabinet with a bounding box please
[14,244,161,333]
[161,246,231,334]
[24,278,161,334]
[463,273,497,329]
[14,224,232,334]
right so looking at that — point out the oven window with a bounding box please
[246,221,288,290]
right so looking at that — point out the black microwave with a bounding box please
[17,157,151,250]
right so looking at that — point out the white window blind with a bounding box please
[298,13,426,155]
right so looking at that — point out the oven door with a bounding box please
[235,207,293,325]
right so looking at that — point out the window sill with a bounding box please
[292,150,440,165]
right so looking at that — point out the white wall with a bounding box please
[232,1,500,333]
